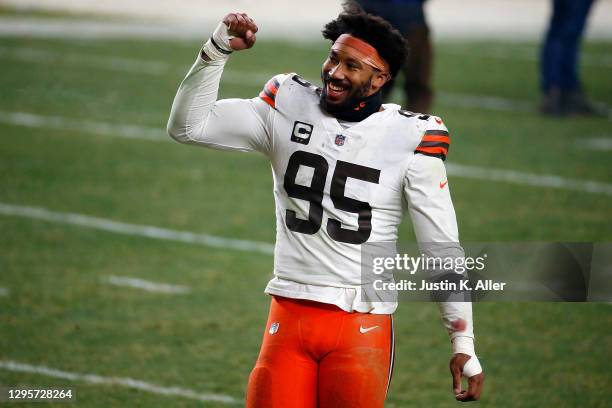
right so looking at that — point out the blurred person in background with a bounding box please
[356,0,433,113]
[540,0,602,116]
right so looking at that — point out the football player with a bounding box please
[167,5,484,407]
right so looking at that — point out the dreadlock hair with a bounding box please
[321,1,409,78]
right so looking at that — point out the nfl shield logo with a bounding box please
[335,134,346,146]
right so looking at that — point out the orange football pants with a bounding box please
[246,296,394,408]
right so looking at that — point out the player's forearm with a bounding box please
[426,242,476,356]
[166,54,226,144]
[426,243,476,354]
[166,20,236,144]
[404,153,477,355]
[437,301,475,352]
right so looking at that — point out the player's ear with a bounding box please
[371,72,390,93]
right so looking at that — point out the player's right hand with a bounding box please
[450,353,484,402]
[223,13,258,51]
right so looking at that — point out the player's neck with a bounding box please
[330,91,383,122]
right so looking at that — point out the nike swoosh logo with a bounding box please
[359,325,380,334]
[440,180,448,189]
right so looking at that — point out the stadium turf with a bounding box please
[0,33,611,407]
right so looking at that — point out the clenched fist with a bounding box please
[223,12,258,50]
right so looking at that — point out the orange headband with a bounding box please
[332,33,390,74]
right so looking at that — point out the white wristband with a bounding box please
[452,336,475,356]
[201,21,234,61]
[462,355,483,378]
[452,336,482,377]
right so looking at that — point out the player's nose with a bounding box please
[328,64,345,79]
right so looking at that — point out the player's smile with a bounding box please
[323,75,354,104]
[326,80,350,101]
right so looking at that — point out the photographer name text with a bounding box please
[373,279,507,291]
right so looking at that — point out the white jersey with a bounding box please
[258,73,459,310]
[168,54,475,352]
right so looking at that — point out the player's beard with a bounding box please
[319,72,372,115]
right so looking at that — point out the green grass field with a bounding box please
[0,23,611,408]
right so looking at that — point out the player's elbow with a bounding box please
[166,112,210,145]
[166,116,190,144]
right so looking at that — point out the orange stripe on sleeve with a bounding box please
[415,146,448,156]
[266,83,278,95]
[259,91,275,108]
[259,76,281,108]
[421,135,450,144]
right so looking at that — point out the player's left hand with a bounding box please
[450,353,484,402]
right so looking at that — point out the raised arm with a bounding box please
[167,13,273,155]
[403,120,484,401]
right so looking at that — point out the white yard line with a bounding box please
[579,137,612,152]
[102,275,190,294]
[0,17,208,41]
[436,92,533,112]
[0,287,8,297]
[2,110,611,196]
[0,154,611,258]
[0,111,165,141]
[0,43,517,84]
[0,360,240,404]
[0,45,272,83]
[0,45,171,75]
[439,47,612,68]
[446,163,612,196]
[0,203,275,256]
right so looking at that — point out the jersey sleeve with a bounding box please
[414,115,450,161]
[404,117,476,354]
[404,155,458,243]
[167,56,288,156]
[258,73,292,110]
[405,115,459,242]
